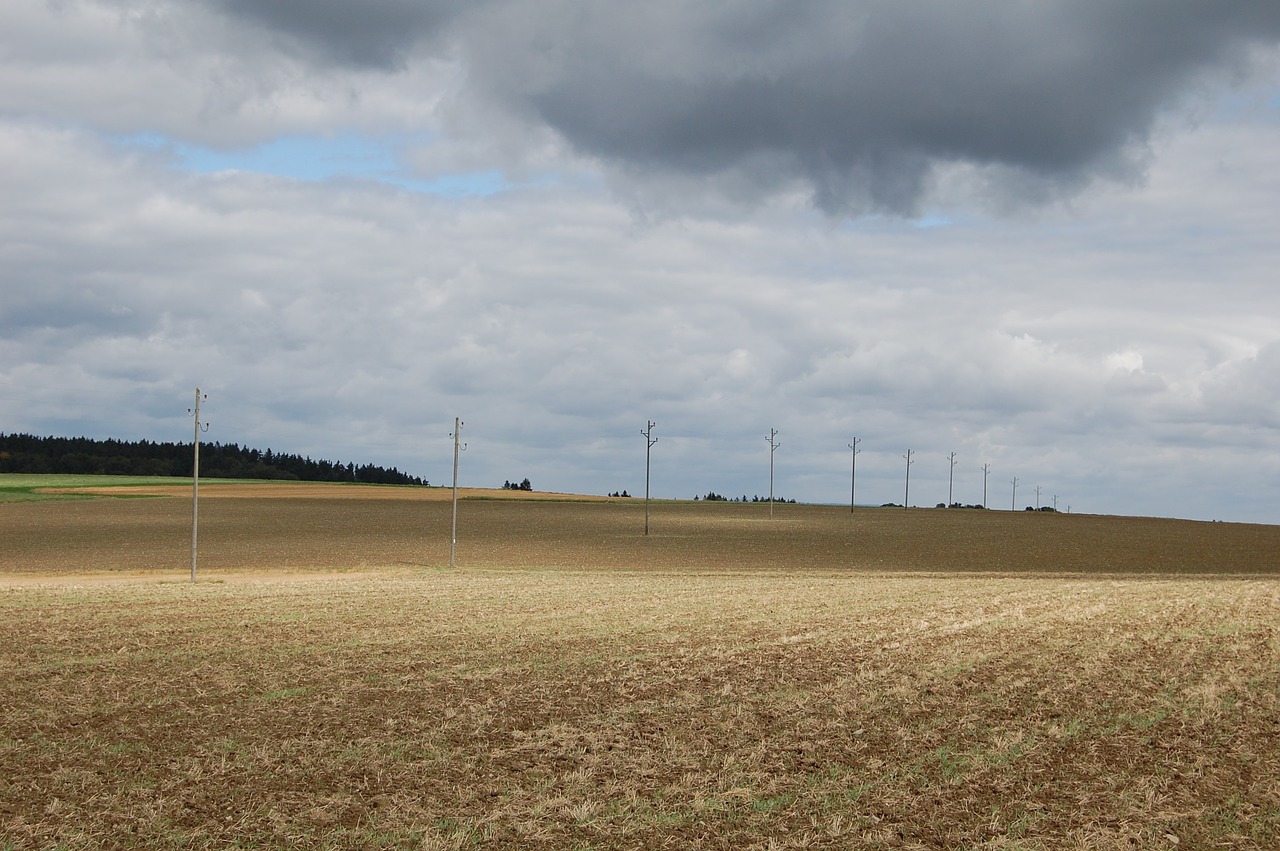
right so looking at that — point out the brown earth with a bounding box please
[2,485,1279,849]
[44,483,605,501]
[2,571,1277,849]
[3,485,1279,578]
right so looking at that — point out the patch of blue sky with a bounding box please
[113,131,512,197]
[911,213,955,229]
[832,210,958,233]
[182,134,399,182]
[1207,82,1280,121]
[396,170,510,197]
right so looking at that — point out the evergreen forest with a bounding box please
[0,433,427,486]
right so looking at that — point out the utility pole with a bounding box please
[766,428,780,518]
[450,418,466,566]
[642,420,657,535]
[903,449,914,508]
[947,451,958,507]
[982,462,991,509]
[848,437,861,513]
[1035,485,1043,510]
[1053,494,1059,512]
[1011,476,1019,511]
[187,388,209,582]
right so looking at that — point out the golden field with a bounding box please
[1,480,1278,849]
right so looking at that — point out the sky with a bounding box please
[3,1,1279,523]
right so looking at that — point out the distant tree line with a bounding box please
[696,491,797,504]
[0,433,427,486]
[502,478,533,491]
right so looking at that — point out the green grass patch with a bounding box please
[0,485,95,504]
[750,792,796,814]
[259,686,311,702]
[0,474,299,503]
[0,474,195,489]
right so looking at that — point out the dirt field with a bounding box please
[4,482,1280,577]
[45,483,606,502]
[2,483,1279,849]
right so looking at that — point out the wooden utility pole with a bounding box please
[450,418,465,566]
[766,429,780,518]
[641,421,657,535]
[903,449,914,508]
[848,437,861,513]
[947,451,958,507]
[982,462,991,509]
[188,388,208,582]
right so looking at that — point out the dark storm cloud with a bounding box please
[463,0,1280,213]
[197,0,471,68]
[494,1,1280,212]
[170,1,1280,213]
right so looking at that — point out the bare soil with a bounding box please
[2,485,1278,849]
[4,486,1279,578]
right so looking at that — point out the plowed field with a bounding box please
[2,482,1278,849]
[3,482,1279,577]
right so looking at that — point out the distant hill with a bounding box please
[0,433,426,486]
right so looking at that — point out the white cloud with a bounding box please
[1,2,1279,523]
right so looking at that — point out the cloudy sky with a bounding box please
[3,1,1279,523]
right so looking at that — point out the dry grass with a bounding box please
[2,484,1279,848]
[3,571,1278,849]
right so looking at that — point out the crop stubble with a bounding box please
[2,486,1279,848]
